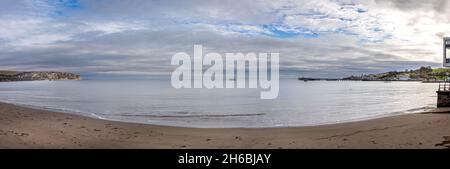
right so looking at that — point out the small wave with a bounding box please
[403,106,435,113]
[101,112,266,118]
[377,106,435,117]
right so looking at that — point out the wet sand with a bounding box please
[1,102,450,149]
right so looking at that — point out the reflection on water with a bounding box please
[0,79,438,128]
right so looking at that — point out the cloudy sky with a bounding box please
[1,0,450,78]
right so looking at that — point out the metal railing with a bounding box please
[439,81,450,91]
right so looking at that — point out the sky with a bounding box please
[1,0,450,78]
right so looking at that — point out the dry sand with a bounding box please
[1,102,450,149]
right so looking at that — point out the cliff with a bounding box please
[0,71,81,82]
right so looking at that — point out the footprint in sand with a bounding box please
[435,136,450,149]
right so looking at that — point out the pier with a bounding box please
[437,82,450,107]
[437,37,450,107]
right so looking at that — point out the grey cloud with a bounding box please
[73,0,278,24]
[375,0,449,12]
[0,0,445,78]
[1,21,439,77]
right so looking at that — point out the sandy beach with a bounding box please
[1,101,450,149]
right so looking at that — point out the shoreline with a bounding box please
[0,99,436,129]
[1,101,450,148]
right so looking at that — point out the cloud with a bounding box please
[375,0,449,12]
[0,0,449,78]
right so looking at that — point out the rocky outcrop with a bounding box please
[0,71,81,82]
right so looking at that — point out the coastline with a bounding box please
[1,101,450,148]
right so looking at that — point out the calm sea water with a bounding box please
[0,79,438,128]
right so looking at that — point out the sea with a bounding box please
[0,78,438,128]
